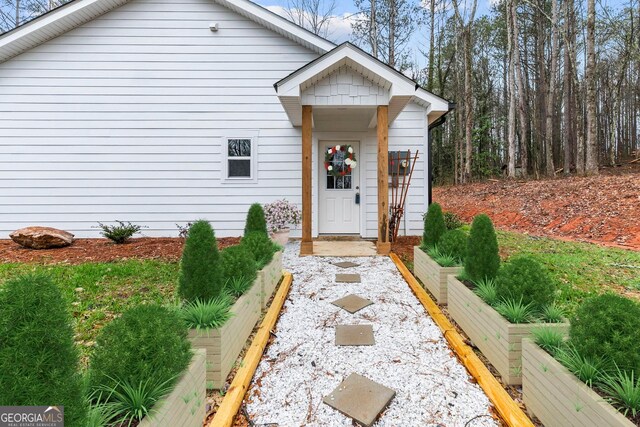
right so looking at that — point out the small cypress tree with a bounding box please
[422,202,447,249]
[465,214,500,282]
[244,203,268,236]
[178,220,223,301]
[0,273,87,427]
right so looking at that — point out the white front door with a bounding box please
[318,141,361,235]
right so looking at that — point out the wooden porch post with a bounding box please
[300,105,313,256]
[377,105,391,255]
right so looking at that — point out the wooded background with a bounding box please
[351,0,640,184]
[2,0,639,184]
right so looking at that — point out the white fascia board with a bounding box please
[277,44,417,98]
[214,0,334,54]
[0,0,126,61]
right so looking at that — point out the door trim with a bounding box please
[317,139,361,236]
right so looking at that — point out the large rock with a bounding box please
[9,226,74,249]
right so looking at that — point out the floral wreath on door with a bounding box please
[324,144,357,177]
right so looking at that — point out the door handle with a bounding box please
[355,186,360,204]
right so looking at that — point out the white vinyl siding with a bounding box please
[0,0,318,237]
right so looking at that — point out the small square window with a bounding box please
[223,135,257,182]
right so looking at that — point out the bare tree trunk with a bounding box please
[388,0,396,67]
[544,0,559,176]
[563,0,575,175]
[463,25,473,182]
[426,0,436,92]
[507,0,517,178]
[511,0,528,177]
[16,0,21,27]
[370,0,377,58]
[585,0,599,174]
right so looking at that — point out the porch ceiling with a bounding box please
[312,107,375,132]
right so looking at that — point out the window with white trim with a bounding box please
[222,134,258,182]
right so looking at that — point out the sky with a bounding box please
[254,0,497,68]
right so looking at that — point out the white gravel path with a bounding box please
[246,242,498,427]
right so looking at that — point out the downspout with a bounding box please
[427,102,456,205]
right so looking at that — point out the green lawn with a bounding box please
[0,260,179,361]
[496,230,640,314]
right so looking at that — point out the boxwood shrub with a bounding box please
[88,304,192,395]
[242,231,279,269]
[422,202,446,249]
[437,229,468,263]
[495,255,556,309]
[0,273,86,427]
[570,293,640,374]
[464,214,500,283]
[221,244,258,288]
[244,203,268,236]
[178,219,224,302]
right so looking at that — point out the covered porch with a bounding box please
[274,43,450,256]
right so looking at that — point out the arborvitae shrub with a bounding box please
[0,273,86,427]
[464,214,500,282]
[422,203,446,249]
[244,203,268,236]
[437,229,468,263]
[242,231,278,269]
[443,211,464,230]
[89,304,192,394]
[570,294,640,373]
[495,256,556,309]
[178,219,223,302]
[221,244,258,286]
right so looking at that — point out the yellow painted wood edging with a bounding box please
[208,272,293,427]
[389,253,534,427]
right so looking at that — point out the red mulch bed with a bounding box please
[433,167,640,250]
[0,237,241,264]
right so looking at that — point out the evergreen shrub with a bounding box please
[570,294,640,374]
[242,231,278,269]
[495,255,556,309]
[422,203,446,249]
[437,229,468,263]
[0,273,86,427]
[244,203,268,236]
[464,214,500,282]
[88,304,191,394]
[178,220,224,302]
[220,245,258,287]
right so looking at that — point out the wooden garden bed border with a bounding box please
[208,272,293,427]
[389,253,534,427]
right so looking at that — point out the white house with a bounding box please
[0,0,451,255]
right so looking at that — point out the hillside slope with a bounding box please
[433,169,640,250]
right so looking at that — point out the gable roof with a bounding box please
[0,0,335,63]
[275,43,452,126]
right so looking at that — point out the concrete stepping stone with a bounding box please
[323,373,396,427]
[335,273,361,283]
[331,294,373,314]
[334,261,360,268]
[335,324,375,346]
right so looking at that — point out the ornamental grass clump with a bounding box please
[464,214,500,283]
[88,304,192,405]
[421,202,446,249]
[242,231,279,269]
[264,199,301,233]
[178,219,224,302]
[244,203,268,236]
[180,296,233,331]
[0,273,87,427]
